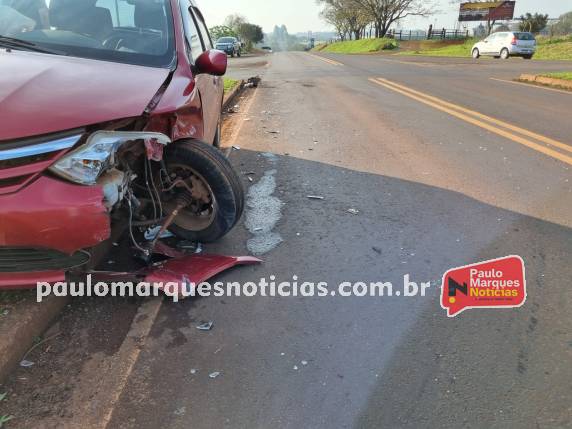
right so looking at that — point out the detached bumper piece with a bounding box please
[145,254,262,296]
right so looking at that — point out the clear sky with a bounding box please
[197,0,571,34]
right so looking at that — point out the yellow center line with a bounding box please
[369,77,572,167]
[373,77,572,156]
[489,77,572,96]
[308,53,344,66]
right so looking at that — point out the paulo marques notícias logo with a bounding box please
[441,255,526,317]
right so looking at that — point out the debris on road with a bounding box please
[347,208,359,215]
[190,369,198,375]
[372,246,382,255]
[232,145,241,150]
[301,360,308,366]
[293,365,299,370]
[174,406,186,416]
[267,130,280,134]
[307,195,324,200]
[248,176,254,182]
[209,371,221,379]
[246,76,261,87]
[196,321,214,331]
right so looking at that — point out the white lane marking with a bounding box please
[489,77,572,95]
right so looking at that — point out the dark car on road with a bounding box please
[0,0,245,288]
[215,36,241,57]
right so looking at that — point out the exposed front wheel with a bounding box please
[523,54,533,60]
[500,48,510,60]
[472,48,480,59]
[161,140,244,243]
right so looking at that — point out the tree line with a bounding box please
[318,0,436,41]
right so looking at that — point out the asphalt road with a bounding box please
[2,52,572,429]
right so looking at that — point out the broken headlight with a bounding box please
[49,131,171,185]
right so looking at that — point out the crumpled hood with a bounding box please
[0,50,171,141]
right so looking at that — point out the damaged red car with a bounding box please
[0,0,254,288]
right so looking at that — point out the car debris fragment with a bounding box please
[19,360,34,368]
[144,226,175,241]
[307,195,324,200]
[209,371,221,379]
[196,321,214,331]
[347,208,359,215]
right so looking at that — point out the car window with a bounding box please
[192,7,212,50]
[179,0,203,62]
[515,32,535,41]
[0,0,176,68]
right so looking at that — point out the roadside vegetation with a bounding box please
[224,78,240,94]
[316,38,397,54]
[397,38,477,57]
[0,392,14,428]
[541,72,572,80]
[398,35,572,60]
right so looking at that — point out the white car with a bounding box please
[472,32,536,60]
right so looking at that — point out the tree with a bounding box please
[237,23,264,48]
[518,12,549,33]
[209,25,237,41]
[549,11,572,36]
[224,14,248,32]
[351,0,436,38]
[318,0,372,40]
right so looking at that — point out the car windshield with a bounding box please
[515,32,535,41]
[0,0,176,68]
[217,37,235,43]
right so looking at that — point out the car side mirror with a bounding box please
[195,50,227,76]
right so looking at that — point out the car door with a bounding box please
[483,33,496,55]
[192,6,223,141]
[494,33,505,54]
[179,0,219,144]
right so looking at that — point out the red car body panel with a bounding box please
[0,51,170,141]
[144,255,262,296]
[0,176,110,254]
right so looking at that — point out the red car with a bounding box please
[0,0,251,288]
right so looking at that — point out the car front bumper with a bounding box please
[0,175,110,288]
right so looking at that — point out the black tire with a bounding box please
[523,55,533,60]
[472,48,480,59]
[237,50,241,57]
[231,51,235,58]
[164,140,244,243]
[500,48,509,60]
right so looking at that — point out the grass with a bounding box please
[223,78,239,94]
[316,38,398,54]
[540,72,572,80]
[0,392,13,428]
[398,38,477,57]
[534,39,572,60]
[399,36,572,61]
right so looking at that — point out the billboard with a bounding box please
[459,1,516,22]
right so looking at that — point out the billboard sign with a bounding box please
[459,1,516,22]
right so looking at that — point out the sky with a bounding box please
[197,0,571,34]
